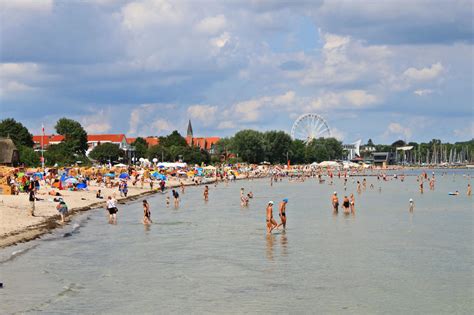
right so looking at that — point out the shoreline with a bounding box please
[0,178,219,250]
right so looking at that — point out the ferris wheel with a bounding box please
[290,113,331,143]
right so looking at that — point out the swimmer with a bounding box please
[409,198,414,212]
[332,192,339,214]
[142,200,152,224]
[203,185,209,201]
[266,201,278,234]
[419,181,424,194]
[349,193,355,214]
[277,198,288,229]
[172,189,180,208]
[342,196,350,214]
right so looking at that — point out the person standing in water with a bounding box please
[266,201,278,234]
[172,189,180,208]
[409,198,415,212]
[203,185,209,201]
[277,199,288,229]
[349,193,355,214]
[332,192,339,214]
[56,200,68,223]
[106,196,118,224]
[467,183,472,196]
[142,200,152,224]
[342,196,350,214]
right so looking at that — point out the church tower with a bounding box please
[186,119,193,146]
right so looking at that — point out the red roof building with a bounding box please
[127,137,160,147]
[185,120,220,153]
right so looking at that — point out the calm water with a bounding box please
[1,170,473,314]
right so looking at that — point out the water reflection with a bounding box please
[280,231,288,257]
[266,234,275,261]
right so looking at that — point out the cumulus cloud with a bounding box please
[384,122,412,140]
[81,108,112,134]
[196,14,227,34]
[187,105,218,125]
[413,89,433,96]
[310,90,379,110]
[0,0,53,12]
[403,62,444,81]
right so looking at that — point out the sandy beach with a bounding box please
[0,177,202,249]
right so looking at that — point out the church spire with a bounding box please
[187,119,193,137]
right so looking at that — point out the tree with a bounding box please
[263,131,293,164]
[0,118,34,147]
[55,118,88,154]
[322,137,343,160]
[18,146,40,167]
[44,143,89,166]
[89,143,124,164]
[306,139,330,162]
[132,137,148,158]
[159,130,187,147]
[289,139,306,164]
[232,130,265,163]
[391,139,406,148]
[367,138,374,147]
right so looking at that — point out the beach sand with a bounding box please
[0,177,202,248]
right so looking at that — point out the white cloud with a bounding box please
[323,33,350,50]
[413,89,433,96]
[196,14,227,34]
[453,123,474,138]
[210,32,231,49]
[187,105,218,125]
[121,0,183,30]
[0,0,52,12]
[384,122,412,140]
[403,62,443,81]
[152,118,173,134]
[81,108,112,134]
[310,89,379,110]
[217,120,236,129]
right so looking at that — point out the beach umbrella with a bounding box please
[104,173,115,178]
[65,177,78,184]
[119,173,130,179]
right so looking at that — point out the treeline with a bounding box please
[213,130,344,164]
[1,117,473,167]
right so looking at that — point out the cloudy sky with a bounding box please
[1,0,472,143]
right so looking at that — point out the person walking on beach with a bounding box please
[203,185,209,201]
[266,201,278,234]
[142,200,152,224]
[106,196,118,224]
[56,200,68,223]
[28,189,36,216]
[349,193,355,214]
[342,196,350,214]
[172,189,180,208]
[332,192,339,214]
[277,199,288,229]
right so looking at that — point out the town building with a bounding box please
[185,120,220,154]
[126,136,160,147]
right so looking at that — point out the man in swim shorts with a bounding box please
[277,198,288,229]
[332,192,339,214]
[266,201,278,234]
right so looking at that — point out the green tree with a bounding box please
[44,143,89,166]
[289,139,306,164]
[55,118,88,154]
[18,146,40,167]
[0,118,34,147]
[232,130,265,163]
[147,145,169,161]
[367,138,374,147]
[89,143,124,164]
[263,131,293,163]
[322,138,343,160]
[391,139,406,147]
[159,130,187,147]
[132,137,148,158]
[305,139,330,162]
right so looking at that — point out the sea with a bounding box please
[1,169,473,314]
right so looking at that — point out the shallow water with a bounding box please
[1,170,473,314]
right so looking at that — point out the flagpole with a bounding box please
[41,124,45,170]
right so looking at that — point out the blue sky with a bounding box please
[0,0,472,144]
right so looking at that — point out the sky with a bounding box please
[0,0,472,144]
